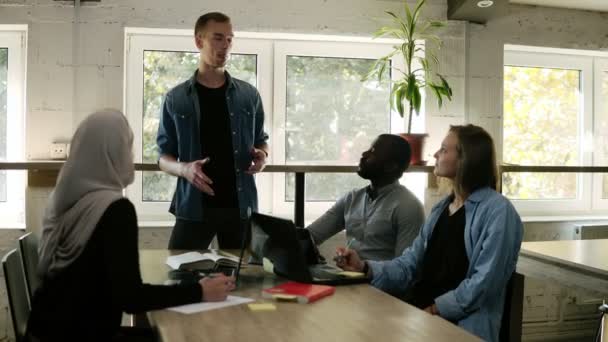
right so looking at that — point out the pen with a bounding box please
[334,238,356,264]
[344,237,355,251]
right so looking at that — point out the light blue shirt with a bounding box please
[368,187,523,342]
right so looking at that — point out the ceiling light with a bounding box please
[477,0,494,8]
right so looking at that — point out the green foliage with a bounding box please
[503,66,579,199]
[141,52,393,202]
[363,0,452,133]
[285,56,390,200]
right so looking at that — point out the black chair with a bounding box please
[18,232,40,302]
[3,248,31,342]
[499,272,524,342]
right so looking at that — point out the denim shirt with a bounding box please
[368,187,523,342]
[156,71,269,221]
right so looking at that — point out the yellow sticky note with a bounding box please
[338,271,366,278]
[248,303,277,311]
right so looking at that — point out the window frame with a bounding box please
[592,57,608,210]
[124,28,423,223]
[0,26,27,229]
[503,46,602,216]
[124,28,272,222]
[270,39,410,219]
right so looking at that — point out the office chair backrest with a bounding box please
[19,232,40,301]
[3,249,31,342]
[500,272,524,342]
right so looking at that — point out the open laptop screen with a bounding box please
[250,213,314,283]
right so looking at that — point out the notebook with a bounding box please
[262,281,335,303]
[166,251,240,271]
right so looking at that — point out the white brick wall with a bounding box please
[1,1,607,341]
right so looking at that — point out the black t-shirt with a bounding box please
[27,199,201,341]
[196,82,239,209]
[405,204,469,312]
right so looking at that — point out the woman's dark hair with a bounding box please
[449,124,498,195]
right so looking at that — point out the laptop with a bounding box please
[251,212,369,286]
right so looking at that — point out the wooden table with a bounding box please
[516,239,608,297]
[139,249,481,342]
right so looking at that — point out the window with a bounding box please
[125,30,272,221]
[271,40,409,218]
[283,54,390,201]
[125,29,420,222]
[503,46,607,215]
[0,26,27,228]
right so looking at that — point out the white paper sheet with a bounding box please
[165,252,206,270]
[167,296,254,314]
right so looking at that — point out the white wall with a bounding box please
[1,1,605,189]
[465,4,608,162]
[0,1,607,341]
[0,0,447,159]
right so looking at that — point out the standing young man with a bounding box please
[157,12,269,249]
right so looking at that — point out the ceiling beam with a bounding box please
[448,0,507,24]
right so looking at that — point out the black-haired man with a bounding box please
[307,134,424,261]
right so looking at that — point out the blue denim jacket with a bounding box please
[368,187,523,342]
[156,71,268,221]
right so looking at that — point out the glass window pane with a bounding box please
[503,66,580,200]
[0,48,7,202]
[285,56,391,201]
[502,172,577,200]
[141,51,257,201]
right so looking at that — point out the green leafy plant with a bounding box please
[364,0,453,134]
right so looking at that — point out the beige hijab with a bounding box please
[38,109,135,279]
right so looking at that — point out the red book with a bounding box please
[262,282,335,303]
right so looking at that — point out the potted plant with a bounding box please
[364,0,452,165]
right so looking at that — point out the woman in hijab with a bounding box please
[27,110,235,342]
[336,125,523,342]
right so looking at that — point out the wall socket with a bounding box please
[50,143,68,160]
